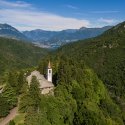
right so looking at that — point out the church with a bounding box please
[27,61,54,95]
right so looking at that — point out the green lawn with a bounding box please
[14,113,25,125]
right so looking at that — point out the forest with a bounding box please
[0,37,48,76]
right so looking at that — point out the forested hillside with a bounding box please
[0,37,48,76]
[55,21,125,102]
[17,58,124,125]
[32,21,125,125]
[1,21,125,125]
[48,21,125,116]
[0,37,48,124]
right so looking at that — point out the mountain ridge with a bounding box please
[0,23,30,41]
[0,23,112,48]
[23,26,112,47]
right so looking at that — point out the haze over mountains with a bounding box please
[23,26,112,47]
[0,23,112,48]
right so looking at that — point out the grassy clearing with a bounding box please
[14,113,25,125]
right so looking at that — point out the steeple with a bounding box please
[48,60,51,69]
[47,61,52,82]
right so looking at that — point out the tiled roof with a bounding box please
[27,70,54,89]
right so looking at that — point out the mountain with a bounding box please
[23,29,58,42]
[0,23,112,48]
[0,23,29,41]
[48,26,112,45]
[0,37,48,76]
[31,21,125,125]
[23,26,112,48]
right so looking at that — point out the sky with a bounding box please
[0,0,124,31]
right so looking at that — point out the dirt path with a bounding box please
[0,85,5,94]
[0,107,18,125]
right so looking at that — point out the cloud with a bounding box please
[65,5,78,10]
[91,10,119,14]
[98,18,117,24]
[0,1,90,31]
[74,12,88,16]
[0,0,31,8]
[0,0,90,31]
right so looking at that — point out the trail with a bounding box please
[0,85,5,94]
[0,107,18,125]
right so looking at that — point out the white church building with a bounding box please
[27,61,54,95]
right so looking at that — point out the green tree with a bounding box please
[29,76,41,107]
[8,71,18,93]
[0,95,9,117]
[2,84,17,109]
[17,71,25,94]
[9,120,15,125]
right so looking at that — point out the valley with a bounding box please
[0,21,125,125]
[0,23,112,48]
[0,0,124,124]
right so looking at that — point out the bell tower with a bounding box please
[47,61,52,82]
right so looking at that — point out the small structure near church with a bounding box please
[27,61,54,95]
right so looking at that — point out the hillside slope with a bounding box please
[0,37,48,75]
[34,21,125,125]
[54,21,125,109]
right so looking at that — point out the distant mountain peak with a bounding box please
[0,23,29,41]
[62,29,77,33]
[79,27,87,30]
[0,23,15,29]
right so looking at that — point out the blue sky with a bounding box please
[0,0,124,31]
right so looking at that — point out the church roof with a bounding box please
[27,70,54,89]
